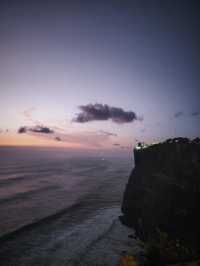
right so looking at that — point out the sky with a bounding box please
[0,0,199,154]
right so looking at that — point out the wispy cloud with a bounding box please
[18,125,116,148]
[73,103,142,124]
[191,111,199,117]
[173,111,200,119]
[98,130,117,137]
[22,107,36,122]
[120,146,130,150]
[113,143,131,150]
[0,129,9,134]
[174,111,184,118]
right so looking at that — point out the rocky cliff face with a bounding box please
[121,138,200,263]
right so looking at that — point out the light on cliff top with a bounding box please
[135,145,142,150]
[135,142,148,150]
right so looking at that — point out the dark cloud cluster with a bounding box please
[55,136,61,141]
[73,103,141,124]
[31,126,54,134]
[18,125,54,134]
[18,127,27,133]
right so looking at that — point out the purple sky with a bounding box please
[0,1,199,152]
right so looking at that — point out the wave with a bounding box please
[0,185,61,205]
[0,200,84,246]
[0,175,29,187]
[0,171,54,187]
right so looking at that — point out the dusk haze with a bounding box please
[1,1,199,152]
[0,1,199,266]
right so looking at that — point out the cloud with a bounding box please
[174,111,184,118]
[18,127,27,133]
[18,125,54,134]
[73,103,142,124]
[120,146,130,150]
[52,131,114,147]
[191,111,199,117]
[17,125,116,148]
[98,130,117,137]
[0,129,9,133]
[30,126,54,134]
[22,107,36,122]
[113,143,131,150]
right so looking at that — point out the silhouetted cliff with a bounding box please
[121,138,200,264]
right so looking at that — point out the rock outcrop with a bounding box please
[121,138,200,264]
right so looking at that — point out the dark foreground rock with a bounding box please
[121,138,200,264]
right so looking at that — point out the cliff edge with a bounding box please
[121,138,200,264]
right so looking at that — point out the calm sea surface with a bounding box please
[0,147,133,266]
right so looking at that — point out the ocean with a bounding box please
[0,147,136,266]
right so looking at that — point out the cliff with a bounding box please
[121,138,200,264]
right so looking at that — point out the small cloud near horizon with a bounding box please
[18,125,54,134]
[0,129,9,134]
[73,103,142,124]
[113,143,131,150]
[55,136,62,141]
[17,125,117,148]
[18,127,27,133]
[120,146,130,150]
